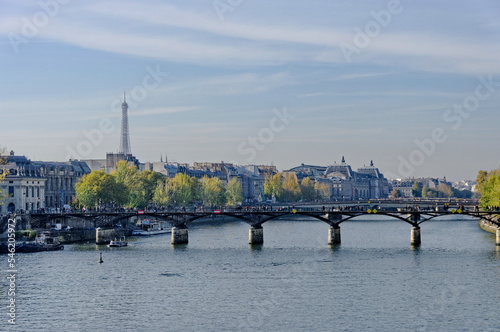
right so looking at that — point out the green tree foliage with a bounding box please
[136,170,163,208]
[75,171,127,208]
[300,177,316,201]
[112,161,163,208]
[282,173,301,202]
[412,181,422,197]
[171,173,195,206]
[264,172,283,201]
[153,177,176,206]
[226,177,243,206]
[190,176,201,203]
[200,176,226,206]
[478,170,500,207]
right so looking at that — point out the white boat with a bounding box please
[131,228,171,236]
[108,237,128,247]
[132,219,171,236]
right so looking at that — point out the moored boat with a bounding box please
[132,219,170,236]
[108,236,128,247]
[18,232,64,252]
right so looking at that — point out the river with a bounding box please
[2,216,499,332]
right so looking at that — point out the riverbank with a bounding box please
[479,218,498,234]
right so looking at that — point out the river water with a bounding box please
[2,216,499,332]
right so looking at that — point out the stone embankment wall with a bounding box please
[479,218,498,234]
[57,230,97,243]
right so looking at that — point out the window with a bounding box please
[8,186,14,197]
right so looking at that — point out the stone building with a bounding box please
[286,158,389,200]
[0,153,46,214]
[0,152,90,213]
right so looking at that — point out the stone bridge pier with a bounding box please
[326,213,342,245]
[248,226,263,245]
[408,213,421,246]
[410,227,421,246]
[171,227,189,245]
[328,226,341,245]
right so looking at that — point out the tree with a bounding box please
[136,170,163,208]
[200,176,226,207]
[264,172,283,201]
[190,176,201,203]
[153,177,175,206]
[421,185,429,198]
[112,161,163,208]
[226,178,243,206]
[391,188,401,198]
[436,183,453,198]
[476,170,489,195]
[314,181,330,200]
[300,177,315,201]
[282,173,301,202]
[479,170,500,207]
[171,173,194,206]
[75,171,127,208]
[412,181,422,197]
[112,160,137,207]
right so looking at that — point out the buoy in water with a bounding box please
[99,252,103,264]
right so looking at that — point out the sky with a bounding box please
[1,0,500,181]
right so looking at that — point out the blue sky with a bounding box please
[1,0,500,181]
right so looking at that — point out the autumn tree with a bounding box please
[226,177,243,206]
[153,177,175,206]
[314,181,330,200]
[391,188,401,198]
[479,170,500,207]
[171,173,195,206]
[200,176,226,207]
[264,172,283,201]
[436,183,453,197]
[280,173,300,202]
[476,170,489,195]
[421,185,429,198]
[300,177,315,201]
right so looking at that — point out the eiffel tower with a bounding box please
[119,92,131,155]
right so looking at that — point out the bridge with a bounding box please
[27,206,500,247]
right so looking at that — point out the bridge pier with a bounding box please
[96,227,117,245]
[496,228,500,246]
[248,226,264,245]
[328,226,341,245]
[410,227,421,246]
[171,227,188,245]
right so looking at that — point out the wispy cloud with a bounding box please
[2,1,499,74]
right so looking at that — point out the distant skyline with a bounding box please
[2,0,500,181]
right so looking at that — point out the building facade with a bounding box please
[286,158,390,200]
[0,152,90,213]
